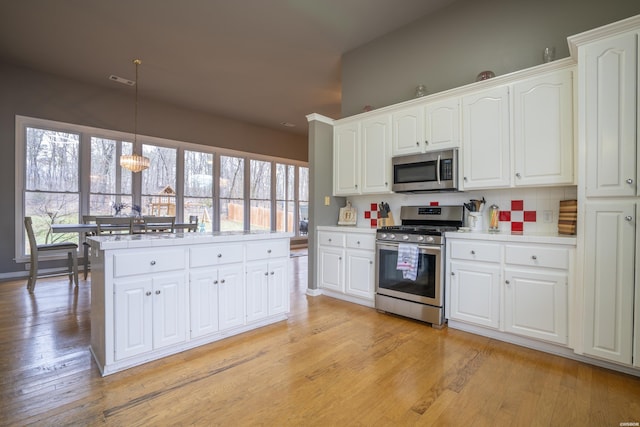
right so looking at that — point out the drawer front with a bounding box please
[318,231,345,248]
[190,244,244,268]
[345,233,376,250]
[449,240,501,263]
[246,239,289,261]
[505,245,569,270]
[114,249,185,277]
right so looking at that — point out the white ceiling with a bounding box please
[0,0,456,134]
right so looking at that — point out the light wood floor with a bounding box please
[1,253,639,426]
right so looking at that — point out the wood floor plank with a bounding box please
[1,253,639,426]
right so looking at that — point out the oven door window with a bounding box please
[376,244,441,305]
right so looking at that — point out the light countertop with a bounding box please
[88,231,293,250]
[445,230,576,245]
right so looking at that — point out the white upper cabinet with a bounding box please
[462,85,511,189]
[392,99,460,156]
[583,32,638,197]
[424,98,460,151]
[333,122,360,195]
[392,105,424,156]
[334,114,392,196]
[513,69,574,186]
[361,114,392,194]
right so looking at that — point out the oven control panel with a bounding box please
[377,233,440,245]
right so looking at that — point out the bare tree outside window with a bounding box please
[89,137,133,215]
[141,144,177,216]
[219,155,244,231]
[184,150,213,231]
[250,159,271,231]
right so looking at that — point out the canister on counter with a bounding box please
[489,204,500,232]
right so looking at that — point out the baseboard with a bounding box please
[306,288,322,297]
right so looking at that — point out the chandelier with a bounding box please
[120,59,150,173]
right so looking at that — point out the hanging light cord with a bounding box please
[133,59,141,145]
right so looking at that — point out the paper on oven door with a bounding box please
[396,243,419,281]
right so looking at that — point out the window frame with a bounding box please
[15,115,308,262]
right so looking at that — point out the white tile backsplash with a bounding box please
[346,186,577,233]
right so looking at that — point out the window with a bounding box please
[184,150,213,232]
[219,155,244,231]
[16,116,308,261]
[90,137,132,215]
[249,159,271,231]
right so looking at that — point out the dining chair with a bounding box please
[188,215,198,232]
[95,216,133,235]
[24,217,79,293]
[81,215,98,279]
[142,216,175,233]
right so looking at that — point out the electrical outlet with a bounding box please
[324,196,330,206]
[25,262,31,270]
[543,210,553,223]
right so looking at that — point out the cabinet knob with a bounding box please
[217,253,222,258]
[463,176,468,182]
[515,172,522,179]
[357,241,360,245]
[425,140,429,145]
[328,238,332,242]
[220,279,225,284]
[470,250,475,255]
[355,184,358,189]
[270,271,275,275]
[627,178,634,184]
[451,272,455,276]
[155,290,161,295]
[531,255,537,260]
[385,182,388,186]
[505,280,510,285]
[625,216,633,222]
[338,257,342,261]
[214,280,218,284]
[369,261,373,265]
[267,249,272,254]
[415,141,420,146]
[146,291,152,296]
[150,260,156,266]
[264,272,269,276]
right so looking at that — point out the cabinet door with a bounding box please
[114,277,153,360]
[504,268,568,345]
[189,269,219,338]
[424,98,460,151]
[583,32,638,197]
[334,122,360,195]
[153,273,187,349]
[449,260,501,329]
[246,261,269,323]
[462,86,511,189]
[218,264,246,330]
[267,259,289,316]
[583,202,636,364]
[392,105,425,156]
[318,247,344,292]
[345,249,375,300]
[361,114,392,194]
[513,69,574,186]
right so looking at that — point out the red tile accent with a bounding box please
[523,211,537,222]
[511,222,523,232]
[370,219,377,228]
[511,200,524,211]
[364,211,371,219]
[499,211,511,222]
[370,203,378,211]
[430,201,439,206]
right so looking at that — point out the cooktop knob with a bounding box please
[426,236,435,243]
[417,236,425,241]
[402,235,409,240]
[380,233,387,239]
[390,234,396,239]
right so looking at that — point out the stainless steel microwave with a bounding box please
[392,149,459,193]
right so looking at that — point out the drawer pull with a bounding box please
[220,279,225,284]
[470,250,476,255]
[267,249,272,254]
[146,291,152,296]
[214,280,218,284]
[357,241,360,245]
[217,253,222,258]
[270,271,275,275]
[531,255,537,260]
[264,272,269,276]
[155,290,161,295]
[328,238,332,242]
[150,260,156,266]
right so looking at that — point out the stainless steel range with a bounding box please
[375,205,464,327]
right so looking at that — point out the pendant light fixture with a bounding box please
[120,59,150,173]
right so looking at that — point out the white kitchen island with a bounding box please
[87,231,291,376]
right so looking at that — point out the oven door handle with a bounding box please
[436,154,441,184]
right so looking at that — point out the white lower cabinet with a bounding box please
[114,272,187,361]
[246,259,288,323]
[446,236,573,347]
[449,260,501,329]
[317,227,376,306]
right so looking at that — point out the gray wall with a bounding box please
[0,61,306,275]
[307,116,345,290]
[341,0,640,117]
